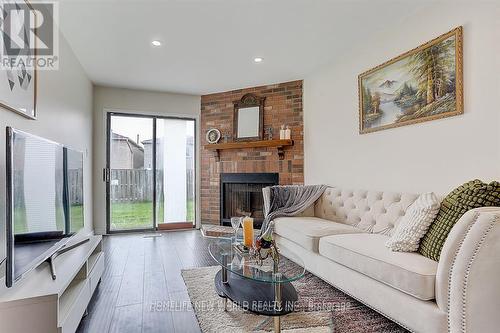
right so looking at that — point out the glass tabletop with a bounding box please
[208,238,305,283]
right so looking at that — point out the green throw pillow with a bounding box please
[418,179,500,261]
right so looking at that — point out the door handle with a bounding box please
[103,168,110,182]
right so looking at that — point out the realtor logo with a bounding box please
[0,0,59,70]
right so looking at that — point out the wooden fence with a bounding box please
[110,169,194,203]
[68,169,84,205]
[12,169,85,206]
[11,168,194,207]
[110,169,154,202]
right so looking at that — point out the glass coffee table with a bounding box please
[208,238,305,332]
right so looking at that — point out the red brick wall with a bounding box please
[201,80,304,225]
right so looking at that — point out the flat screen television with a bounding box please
[5,127,85,287]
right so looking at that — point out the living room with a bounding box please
[0,0,499,332]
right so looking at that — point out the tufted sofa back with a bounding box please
[314,187,419,235]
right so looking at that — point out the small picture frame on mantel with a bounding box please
[233,93,265,141]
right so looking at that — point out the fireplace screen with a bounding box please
[220,173,279,228]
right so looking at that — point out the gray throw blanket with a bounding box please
[261,184,328,234]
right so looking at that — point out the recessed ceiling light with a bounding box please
[151,40,162,47]
[254,57,263,63]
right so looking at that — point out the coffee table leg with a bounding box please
[222,254,228,311]
[274,316,281,332]
[274,281,282,332]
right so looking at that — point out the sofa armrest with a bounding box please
[435,207,500,332]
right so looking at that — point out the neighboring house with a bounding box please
[110,132,144,169]
[142,136,194,170]
[141,138,154,169]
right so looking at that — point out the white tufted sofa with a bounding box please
[274,186,500,333]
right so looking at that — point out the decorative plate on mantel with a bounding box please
[206,128,221,144]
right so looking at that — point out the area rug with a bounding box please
[181,261,407,333]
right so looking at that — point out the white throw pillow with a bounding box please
[386,192,440,252]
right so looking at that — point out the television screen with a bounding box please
[5,128,85,287]
[10,129,65,237]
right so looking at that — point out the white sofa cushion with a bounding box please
[386,192,440,252]
[319,233,438,300]
[274,217,364,252]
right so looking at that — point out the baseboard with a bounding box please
[157,222,194,230]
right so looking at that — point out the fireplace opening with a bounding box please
[220,173,279,228]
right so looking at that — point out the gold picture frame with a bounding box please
[358,26,463,134]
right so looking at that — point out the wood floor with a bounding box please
[76,230,217,333]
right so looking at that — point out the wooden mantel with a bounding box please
[205,139,294,161]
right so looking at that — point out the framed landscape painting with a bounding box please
[358,27,463,134]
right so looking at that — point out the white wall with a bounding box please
[0,33,93,262]
[304,2,500,195]
[92,86,201,234]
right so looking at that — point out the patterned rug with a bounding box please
[181,261,407,333]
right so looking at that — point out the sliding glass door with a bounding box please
[106,113,196,233]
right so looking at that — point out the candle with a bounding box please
[284,125,291,140]
[242,216,254,247]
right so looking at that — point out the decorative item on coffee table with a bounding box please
[200,224,235,239]
[230,217,242,245]
[251,221,279,270]
[242,216,255,247]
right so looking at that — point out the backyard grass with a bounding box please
[70,205,84,232]
[14,204,84,234]
[111,200,194,230]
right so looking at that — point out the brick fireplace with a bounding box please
[201,80,304,225]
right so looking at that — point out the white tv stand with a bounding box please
[0,235,104,333]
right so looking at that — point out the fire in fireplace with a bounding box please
[220,173,279,228]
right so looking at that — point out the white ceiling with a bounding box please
[58,0,433,95]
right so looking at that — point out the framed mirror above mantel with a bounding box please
[233,93,265,141]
